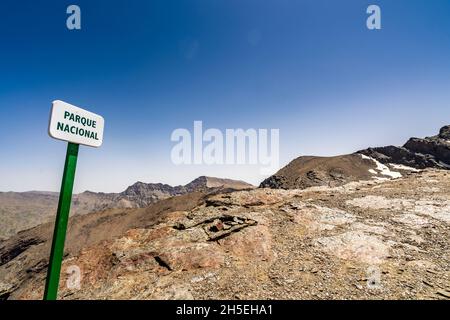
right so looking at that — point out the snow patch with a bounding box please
[360,154,402,179]
[373,177,389,181]
[374,161,402,179]
[389,163,420,172]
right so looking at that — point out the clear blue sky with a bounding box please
[1,0,450,192]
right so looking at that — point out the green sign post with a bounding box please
[44,100,104,300]
[44,142,79,300]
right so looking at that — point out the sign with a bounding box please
[49,100,104,147]
[44,100,104,300]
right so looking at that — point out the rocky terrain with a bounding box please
[0,176,253,239]
[1,126,449,300]
[0,191,210,299]
[261,125,450,190]
[1,169,449,300]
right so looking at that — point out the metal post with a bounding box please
[44,142,79,300]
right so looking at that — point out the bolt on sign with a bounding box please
[44,100,104,300]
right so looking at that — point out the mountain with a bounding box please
[261,125,450,189]
[358,125,450,169]
[119,176,254,207]
[1,169,449,300]
[1,126,449,300]
[0,177,253,240]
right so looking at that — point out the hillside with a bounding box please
[0,177,253,239]
[0,191,210,299]
[1,169,449,300]
[261,125,450,190]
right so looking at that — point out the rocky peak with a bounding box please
[121,182,178,197]
[184,176,209,192]
[439,125,450,140]
[358,125,450,170]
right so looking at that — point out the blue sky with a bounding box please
[1,0,450,192]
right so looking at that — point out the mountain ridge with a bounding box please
[261,125,450,189]
[0,176,254,239]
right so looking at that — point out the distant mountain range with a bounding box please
[0,176,253,239]
[261,125,450,189]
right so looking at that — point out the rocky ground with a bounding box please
[8,169,449,300]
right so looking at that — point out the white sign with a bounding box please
[48,100,104,147]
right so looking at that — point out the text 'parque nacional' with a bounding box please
[48,100,104,147]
